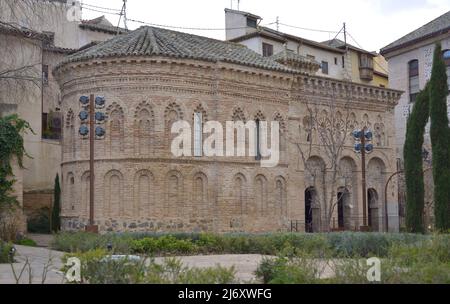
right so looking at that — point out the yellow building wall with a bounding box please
[349,51,389,87]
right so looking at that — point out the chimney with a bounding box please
[225,8,261,41]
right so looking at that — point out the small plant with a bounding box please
[15,238,37,247]
[255,253,327,284]
[131,236,198,255]
[62,250,236,284]
[0,241,14,264]
[51,174,61,232]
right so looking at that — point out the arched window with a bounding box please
[104,170,124,217]
[254,175,267,216]
[165,171,183,217]
[65,109,75,159]
[134,102,154,156]
[408,60,419,103]
[193,106,206,157]
[443,50,450,90]
[164,102,183,151]
[254,111,265,161]
[193,172,208,217]
[234,173,247,216]
[106,103,125,156]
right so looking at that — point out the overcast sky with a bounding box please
[80,0,450,52]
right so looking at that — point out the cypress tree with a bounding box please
[51,174,61,232]
[404,84,429,233]
[429,43,450,231]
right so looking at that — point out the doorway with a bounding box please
[305,187,316,233]
[368,189,379,231]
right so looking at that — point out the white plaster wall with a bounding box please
[240,36,346,79]
[388,37,450,158]
[298,44,345,79]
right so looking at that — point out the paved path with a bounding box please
[155,254,268,283]
[27,234,54,248]
[0,244,266,284]
[0,245,65,284]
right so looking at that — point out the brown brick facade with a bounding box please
[55,56,401,233]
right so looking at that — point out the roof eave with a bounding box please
[381,27,450,56]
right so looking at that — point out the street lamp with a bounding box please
[78,94,107,233]
[353,127,373,231]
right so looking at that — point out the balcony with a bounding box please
[359,67,374,81]
[359,53,374,81]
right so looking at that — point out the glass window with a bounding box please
[194,112,202,157]
[42,65,49,85]
[321,61,329,75]
[443,50,450,90]
[247,17,257,28]
[255,119,261,160]
[408,60,419,103]
[262,43,273,57]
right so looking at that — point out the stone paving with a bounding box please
[0,245,65,284]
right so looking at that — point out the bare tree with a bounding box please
[292,82,354,232]
[0,0,62,107]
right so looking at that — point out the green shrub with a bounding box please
[15,238,37,247]
[63,251,236,284]
[0,241,14,264]
[27,208,50,234]
[255,257,287,284]
[255,254,325,284]
[257,234,450,284]
[53,232,134,254]
[131,236,197,255]
[53,232,435,259]
[144,257,236,284]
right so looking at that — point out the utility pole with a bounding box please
[353,128,373,231]
[343,22,347,49]
[360,127,368,229]
[88,94,95,232]
[276,16,280,32]
[117,0,128,35]
[79,95,106,234]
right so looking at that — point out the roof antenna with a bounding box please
[116,0,128,35]
[238,0,240,11]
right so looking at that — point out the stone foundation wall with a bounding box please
[62,216,290,234]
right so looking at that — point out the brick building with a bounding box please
[54,26,402,233]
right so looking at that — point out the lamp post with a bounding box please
[79,94,106,233]
[353,127,373,231]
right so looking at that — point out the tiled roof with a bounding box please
[43,45,76,54]
[79,16,128,35]
[271,49,320,74]
[0,23,45,40]
[381,10,450,55]
[230,27,345,54]
[60,26,298,73]
[271,49,320,65]
[322,39,375,56]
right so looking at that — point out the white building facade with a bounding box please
[381,11,450,159]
